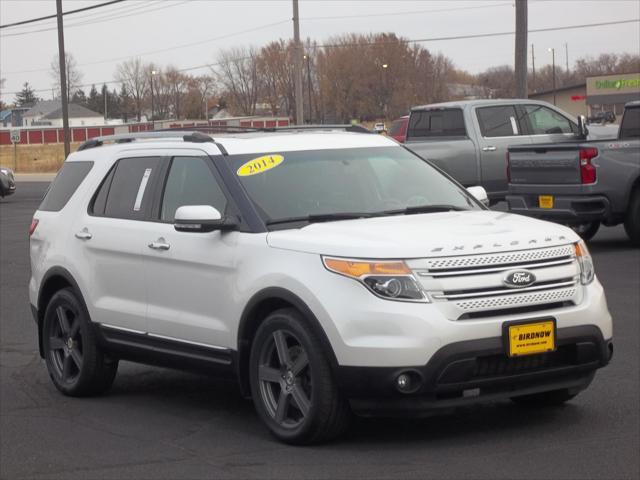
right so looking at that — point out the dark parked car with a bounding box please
[0,167,16,198]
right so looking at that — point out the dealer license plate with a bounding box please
[507,320,556,357]
[538,195,554,209]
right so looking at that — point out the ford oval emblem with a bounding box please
[503,270,536,288]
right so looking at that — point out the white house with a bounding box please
[23,100,103,127]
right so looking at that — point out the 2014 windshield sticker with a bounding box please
[237,155,284,176]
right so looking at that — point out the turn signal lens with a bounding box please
[323,258,411,278]
[28,218,39,236]
[574,240,594,284]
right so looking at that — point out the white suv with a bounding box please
[29,127,613,444]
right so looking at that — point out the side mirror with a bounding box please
[467,186,489,207]
[174,205,237,233]
[577,115,589,139]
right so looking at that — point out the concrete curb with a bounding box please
[14,173,57,182]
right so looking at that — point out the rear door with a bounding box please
[143,152,238,349]
[474,104,531,198]
[72,154,165,332]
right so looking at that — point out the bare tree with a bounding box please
[165,67,188,119]
[116,58,148,122]
[214,47,260,116]
[50,51,83,104]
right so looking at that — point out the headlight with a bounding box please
[0,168,9,176]
[322,257,427,302]
[574,240,595,284]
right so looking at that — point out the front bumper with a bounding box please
[337,325,612,416]
[506,194,611,224]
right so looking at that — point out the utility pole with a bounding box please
[304,54,313,122]
[565,42,569,73]
[548,47,556,105]
[292,0,304,125]
[531,44,536,92]
[56,0,70,158]
[514,0,528,98]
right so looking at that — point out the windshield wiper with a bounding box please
[383,204,470,216]
[266,212,376,226]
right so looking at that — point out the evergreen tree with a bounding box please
[71,89,87,106]
[14,82,39,107]
[119,83,130,122]
[87,85,103,114]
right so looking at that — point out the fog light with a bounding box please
[397,373,411,391]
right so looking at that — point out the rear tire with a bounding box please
[511,389,577,406]
[249,308,351,444]
[570,221,600,241]
[624,188,640,246]
[42,288,118,396]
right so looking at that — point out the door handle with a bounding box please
[148,239,170,251]
[75,229,92,240]
[482,146,497,152]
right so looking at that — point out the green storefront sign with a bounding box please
[595,78,640,90]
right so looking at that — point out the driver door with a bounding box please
[143,154,238,349]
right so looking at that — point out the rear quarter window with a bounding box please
[407,109,466,138]
[39,161,93,212]
[620,107,640,139]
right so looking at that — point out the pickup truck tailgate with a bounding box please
[508,146,581,184]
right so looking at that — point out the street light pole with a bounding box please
[150,70,157,129]
[548,48,556,105]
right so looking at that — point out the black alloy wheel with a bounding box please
[257,329,312,429]
[43,288,118,396]
[249,308,351,444]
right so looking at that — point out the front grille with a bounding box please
[415,244,581,320]
[424,245,575,271]
[455,287,577,311]
[473,350,567,377]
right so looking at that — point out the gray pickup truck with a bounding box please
[506,101,640,244]
[404,99,617,202]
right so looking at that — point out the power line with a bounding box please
[2,17,638,96]
[2,19,289,75]
[317,18,640,48]
[0,1,190,38]
[302,2,513,20]
[0,0,126,29]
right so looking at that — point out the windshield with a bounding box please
[230,146,480,226]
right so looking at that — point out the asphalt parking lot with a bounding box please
[1,182,639,480]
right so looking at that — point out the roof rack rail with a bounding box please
[76,131,215,152]
[259,124,372,133]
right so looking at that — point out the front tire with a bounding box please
[570,221,600,241]
[624,188,640,246]
[249,308,351,444]
[43,288,118,396]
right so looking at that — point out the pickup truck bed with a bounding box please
[506,102,640,244]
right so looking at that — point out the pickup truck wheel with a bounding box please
[624,189,640,246]
[570,222,600,241]
[511,389,577,406]
[43,288,118,396]
[249,308,351,444]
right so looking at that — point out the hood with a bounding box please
[266,211,578,258]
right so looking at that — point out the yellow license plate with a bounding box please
[538,195,554,209]
[507,320,555,357]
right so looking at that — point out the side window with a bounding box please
[90,166,116,216]
[620,108,640,139]
[102,157,161,220]
[524,105,573,135]
[160,156,227,222]
[39,161,93,212]
[477,106,521,137]
[407,109,466,138]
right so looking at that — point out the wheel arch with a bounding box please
[236,287,339,398]
[36,267,87,358]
